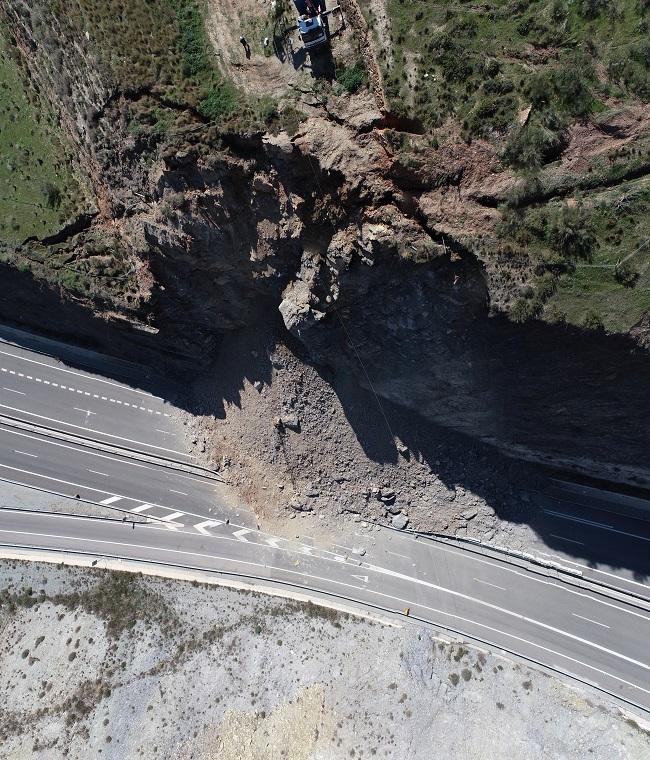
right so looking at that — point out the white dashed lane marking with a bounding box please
[131,504,155,514]
[0,368,171,416]
[100,496,122,505]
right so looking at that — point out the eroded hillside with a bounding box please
[1,0,650,514]
[1,560,648,759]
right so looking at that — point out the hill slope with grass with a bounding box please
[1,0,650,501]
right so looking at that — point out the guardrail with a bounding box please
[0,412,222,482]
[362,517,650,608]
[1,541,647,717]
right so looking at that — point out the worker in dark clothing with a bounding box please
[239,35,251,59]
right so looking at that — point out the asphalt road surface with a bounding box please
[0,336,189,460]
[1,508,648,712]
[0,325,649,712]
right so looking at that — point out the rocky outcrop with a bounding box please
[1,0,650,490]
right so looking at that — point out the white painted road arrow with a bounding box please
[351,574,369,583]
[232,528,252,542]
[194,519,224,536]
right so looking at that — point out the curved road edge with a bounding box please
[1,540,648,720]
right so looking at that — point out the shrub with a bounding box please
[576,0,608,19]
[553,61,594,118]
[582,309,604,330]
[614,260,639,287]
[199,81,238,121]
[503,112,567,169]
[336,62,366,94]
[547,204,596,259]
[171,0,210,76]
[534,271,557,300]
[43,182,62,209]
[510,296,541,322]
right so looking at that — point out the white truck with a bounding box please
[293,0,329,50]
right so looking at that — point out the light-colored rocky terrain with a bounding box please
[0,559,648,759]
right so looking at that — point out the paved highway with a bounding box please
[0,421,222,525]
[0,325,648,712]
[0,334,189,460]
[1,508,648,712]
[529,479,650,598]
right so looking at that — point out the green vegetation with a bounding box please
[500,185,650,331]
[0,33,81,244]
[3,229,141,304]
[54,0,246,127]
[335,62,367,94]
[360,0,650,160]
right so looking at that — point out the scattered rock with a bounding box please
[281,414,301,432]
[461,509,478,521]
[392,513,409,530]
[252,175,274,193]
[352,546,366,557]
[378,488,396,504]
[396,440,409,457]
[289,498,311,512]
[253,380,263,392]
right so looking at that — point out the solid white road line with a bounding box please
[14,450,37,458]
[0,462,120,498]
[168,489,188,496]
[1,525,648,698]
[544,509,650,543]
[88,470,110,477]
[363,560,649,671]
[0,349,160,397]
[3,387,25,395]
[473,578,506,591]
[0,426,151,469]
[385,550,410,560]
[550,534,584,546]
[399,534,650,620]
[0,402,189,457]
[573,613,611,629]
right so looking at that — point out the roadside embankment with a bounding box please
[0,560,648,759]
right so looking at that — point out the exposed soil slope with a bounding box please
[1,560,648,759]
[0,0,649,511]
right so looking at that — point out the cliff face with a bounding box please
[1,0,649,488]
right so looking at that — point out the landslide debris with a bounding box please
[0,0,650,512]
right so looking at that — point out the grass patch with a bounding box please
[335,61,367,94]
[359,0,649,151]
[500,185,650,331]
[0,33,81,244]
